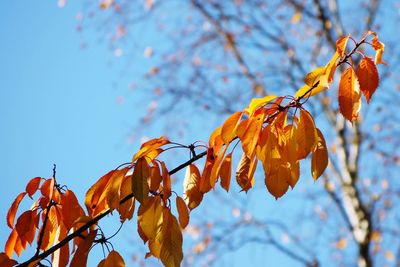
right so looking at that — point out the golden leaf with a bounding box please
[183,164,203,210]
[245,95,276,116]
[137,197,163,240]
[219,152,232,192]
[311,129,328,180]
[296,110,318,159]
[338,67,361,122]
[221,112,243,144]
[159,209,183,267]
[176,196,189,229]
[132,158,150,205]
[102,250,125,267]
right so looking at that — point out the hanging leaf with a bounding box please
[221,112,242,144]
[265,164,290,199]
[102,250,125,267]
[219,152,232,192]
[137,197,163,240]
[311,129,329,180]
[132,158,150,205]
[338,67,361,122]
[61,190,86,231]
[368,31,385,65]
[159,209,183,267]
[70,230,97,267]
[296,109,318,159]
[357,57,379,103]
[117,175,135,222]
[85,170,114,215]
[7,192,26,228]
[235,153,256,192]
[176,196,189,229]
[161,162,171,201]
[183,164,203,210]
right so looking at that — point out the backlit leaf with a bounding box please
[7,192,26,228]
[159,209,183,267]
[183,164,203,210]
[369,31,385,65]
[245,95,276,116]
[338,67,361,122]
[117,175,135,222]
[85,170,114,215]
[221,112,242,144]
[311,128,328,180]
[176,196,189,229]
[70,230,97,267]
[296,109,318,159]
[357,57,379,103]
[336,35,349,56]
[103,250,125,267]
[219,152,232,192]
[61,190,85,231]
[161,162,171,201]
[265,165,290,199]
[25,177,42,198]
[137,197,163,240]
[132,136,170,162]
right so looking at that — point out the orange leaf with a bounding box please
[132,158,150,205]
[369,31,385,65]
[265,164,290,199]
[70,230,97,267]
[5,229,18,257]
[85,170,114,215]
[221,112,243,144]
[183,164,203,210]
[7,192,26,228]
[296,109,318,159]
[240,113,265,158]
[176,196,189,229]
[199,148,215,193]
[311,128,328,180]
[103,250,125,267]
[338,67,361,122]
[209,145,228,188]
[0,252,18,267]
[40,178,55,201]
[132,136,170,162]
[357,57,379,103]
[219,153,232,192]
[52,224,69,267]
[117,175,135,222]
[336,35,349,57]
[15,210,38,246]
[25,177,42,198]
[235,153,256,192]
[161,162,171,201]
[61,190,85,231]
[105,167,129,210]
[149,164,162,192]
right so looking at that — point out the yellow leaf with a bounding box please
[159,209,183,267]
[182,164,203,210]
[311,128,328,180]
[245,95,276,116]
[137,197,163,240]
[296,109,318,159]
[304,66,325,86]
[105,168,129,210]
[102,250,125,267]
[209,145,228,188]
[338,67,361,122]
[240,113,266,158]
[357,57,379,103]
[161,162,171,201]
[176,196,189,229]
[221,112,243,144]
[132,158,150,205]
[219,153,232,192]
[369,31,385,65]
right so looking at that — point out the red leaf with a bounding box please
[7,192,26,228]
[357,57,379,103]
